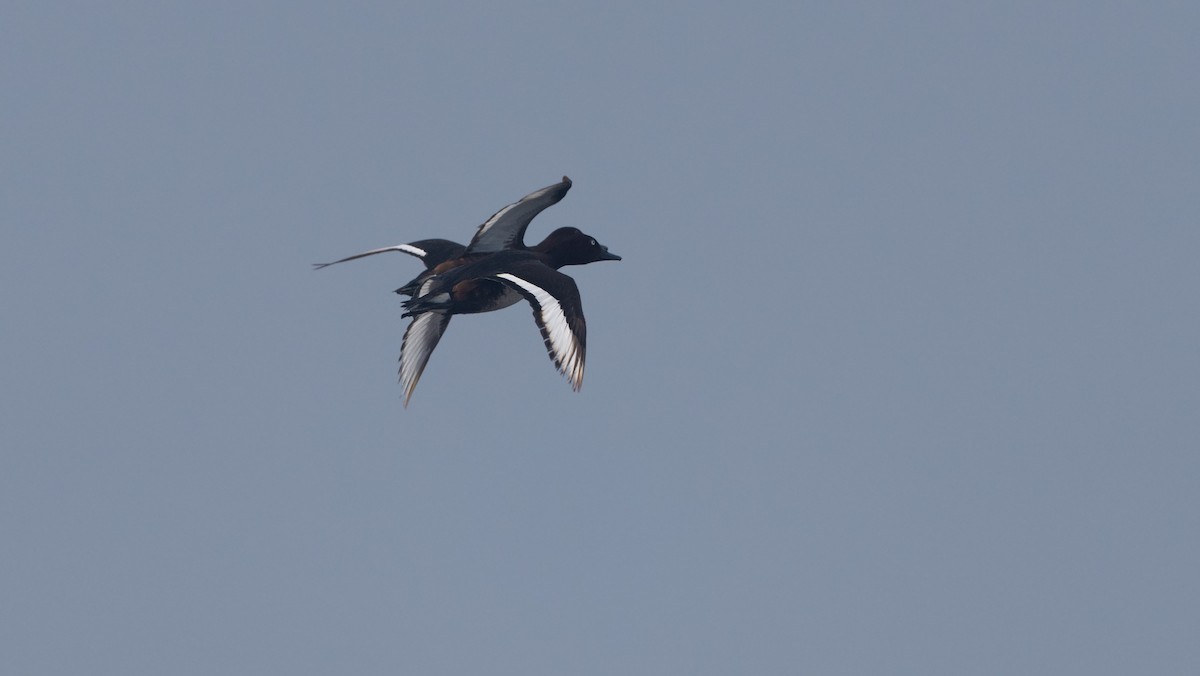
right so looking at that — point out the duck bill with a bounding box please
[599,249,622,261]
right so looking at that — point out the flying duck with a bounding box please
[315,177,620,405]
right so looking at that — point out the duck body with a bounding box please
[398,232,619,403]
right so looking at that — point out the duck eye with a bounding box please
[590,239,597,246]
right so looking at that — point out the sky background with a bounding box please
[3,2,1198,674]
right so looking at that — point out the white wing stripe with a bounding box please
[496,273,585,390]
[477,203,518,235]
[314,243,429,269]
[397,243,427,257]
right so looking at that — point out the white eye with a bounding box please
[590,239,597,246]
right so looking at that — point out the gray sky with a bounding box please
[3,2,1198,674]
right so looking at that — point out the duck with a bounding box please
[315,177,620,405]
[400,229,619,404]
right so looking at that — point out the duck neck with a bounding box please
[528,246,568,270]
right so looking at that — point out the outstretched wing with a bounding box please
[398,311,451,406]
[464,177,572,255]
[314,238,465,270]
[495,266,587,391]
[398,277,455,406]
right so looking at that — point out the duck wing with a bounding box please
[464,177,572,255]
[493,264,587,392]
[398,278,454,406]
[314,238,465,270]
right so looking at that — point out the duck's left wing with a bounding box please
[464,177,572,255]
[314,238,465,270]
[494,265,587,391]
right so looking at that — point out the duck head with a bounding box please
[533,227,622,267]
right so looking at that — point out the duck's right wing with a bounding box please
[494,265,587,392]
[398,276,456,406]
[398,310,452,407]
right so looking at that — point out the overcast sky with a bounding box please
[3,2,1198,674]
